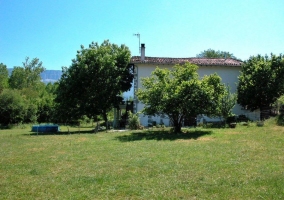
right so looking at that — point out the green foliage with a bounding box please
[55,40,133,125]
[238,54,284,112]
[25,102,38,123]
[0,63,9,93]
[276,100,284,125]
[0,58,58,125]
[277,114,284,126]
[137,62,226,133]
[127,111,140,130]
[274,95,284,114]
[196,49,238,59]
[37,83,57,123]
[0,89,28,125]
[218,85,237,124]
[9,57,45,90]
[0,88,45,125]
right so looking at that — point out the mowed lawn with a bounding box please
[0,120,284,199]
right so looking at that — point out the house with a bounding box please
[130,44,260,127]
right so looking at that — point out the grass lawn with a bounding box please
[0,119,284,199]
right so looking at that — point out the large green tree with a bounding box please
[137,62,226,133]
[196,49,237,59]
[237,54,284,117]
[0,63,9,93]
[55,40,133,126]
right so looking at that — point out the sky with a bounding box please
[1,0,283,70]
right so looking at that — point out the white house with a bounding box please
[130,44,260,127]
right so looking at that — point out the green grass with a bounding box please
[0,119,284,199]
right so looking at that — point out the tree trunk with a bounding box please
[170,115,183,133]
[173,120,182,133]
[102,111,108,132]
[174,125,182,133]
[260,106,271,120]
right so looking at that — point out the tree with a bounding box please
[9,57,45,90]
[6,57,50,124]
[55,40,133,126]
[136,62,226,133]
[237,54,284,118]
[0,63,9,93]
[218,85,237,125]
[196,49,238,59]
[37,83,57,123]
[0,89,28,125]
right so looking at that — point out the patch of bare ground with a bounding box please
[176,137,214,143]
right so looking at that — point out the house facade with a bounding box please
[130,44,260,127]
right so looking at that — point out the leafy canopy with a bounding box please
[196,49,238,59]
[0,63,9,93]
[55,40,133,124]
[218,85,237,124]
[237,54,284,111]
[9,57,45,90]
[0,89,28,125]
[0,58,52,125]
[137,62,226,133]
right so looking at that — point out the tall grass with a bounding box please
[0,119,283,199]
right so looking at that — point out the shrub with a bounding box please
[237,115,250,122]
[277,114,284,126]
[229,123,237,128]
[227,116,236,124]
[127,111,140,130]
[256,121,264,127]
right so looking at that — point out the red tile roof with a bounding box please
[130,56,242,66]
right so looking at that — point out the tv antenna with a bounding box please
[133,33,140,53]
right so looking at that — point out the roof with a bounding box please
[130,56,242,67]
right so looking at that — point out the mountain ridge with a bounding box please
[8,69,133,98]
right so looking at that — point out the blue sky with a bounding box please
[1,0,283,70]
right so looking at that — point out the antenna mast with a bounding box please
[133,33,140,54]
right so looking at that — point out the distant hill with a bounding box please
[40,70,62,83]
[8,69,62,84]
[8,69,133,98]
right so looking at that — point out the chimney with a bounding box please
[141,43,145,61]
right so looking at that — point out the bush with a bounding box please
[229,123,237,128]
[256,121,264,127]
[100,121,113,129]
[237,115,250,122]
[127,111,140,130]
[227,116,236,124]
[277,114,284,126]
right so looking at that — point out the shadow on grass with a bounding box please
[25,129,101,136]
[115,129,212,142]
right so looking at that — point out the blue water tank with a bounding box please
[31,125,60,132]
